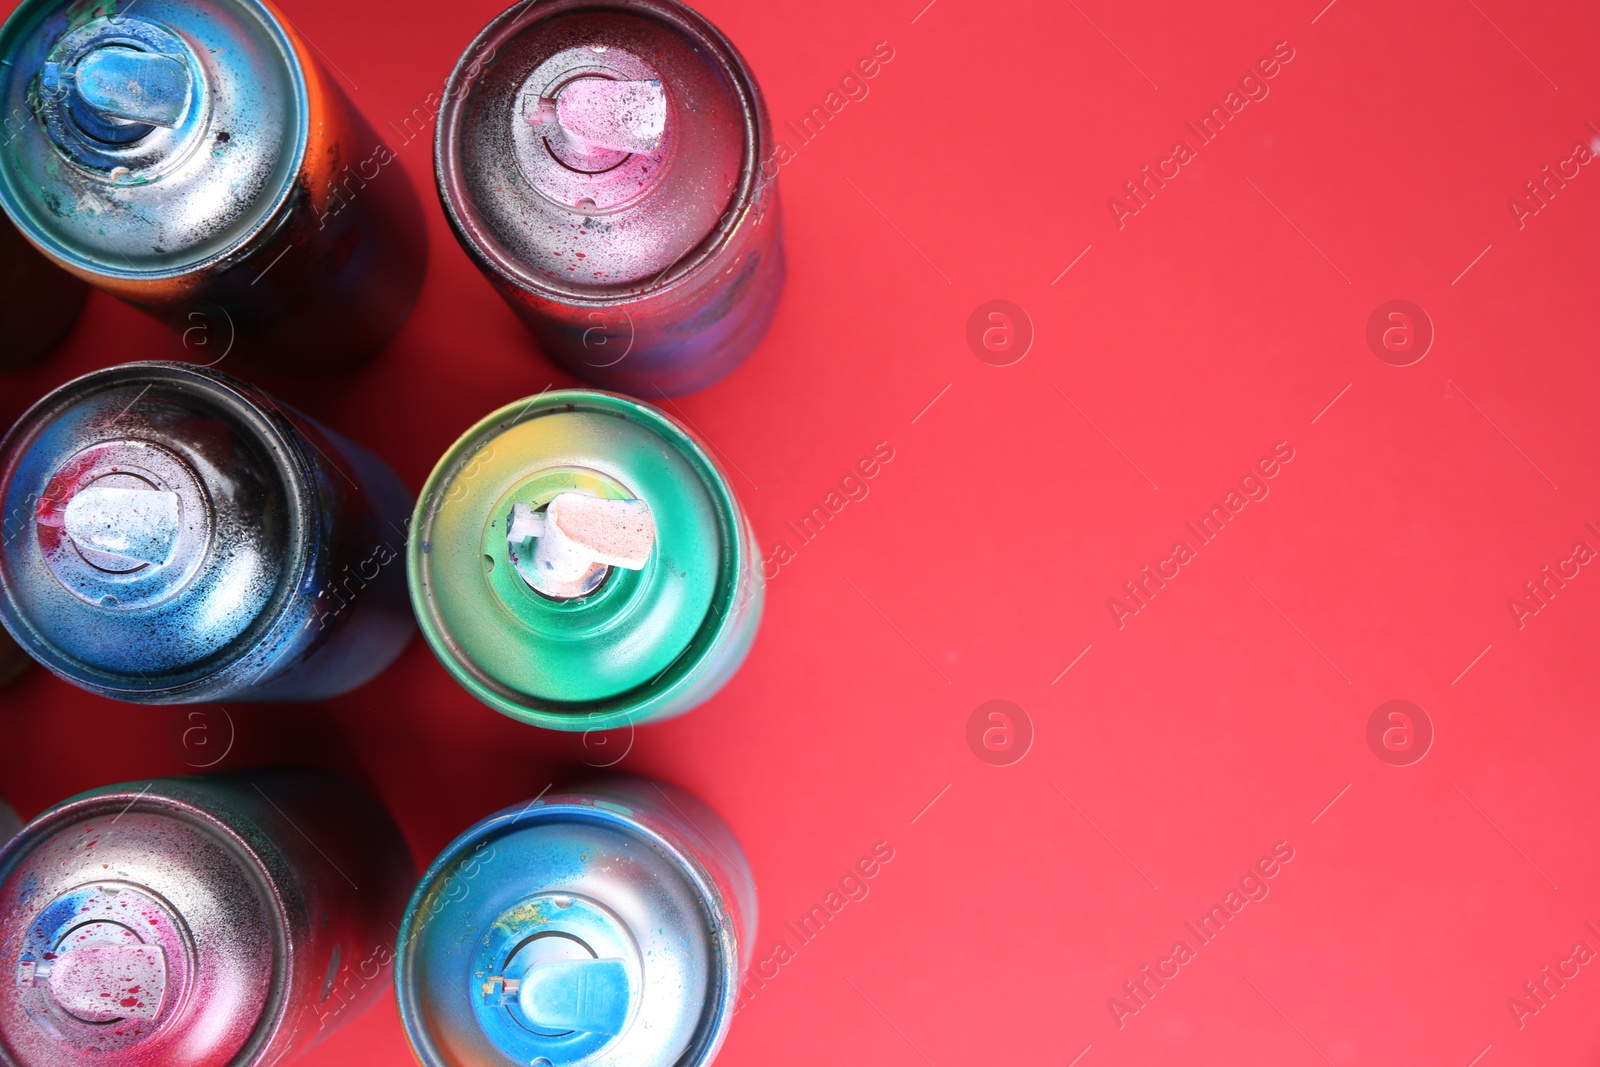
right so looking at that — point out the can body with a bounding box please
[0,217,86,373]
[0,0,427,372]
[0,361,414,703]
[409,389,762,730]
[0,630,26,691]
[0,770,414,1067]
[0,799,18,844]
[396,778,756,1067]
[436,0,784,396]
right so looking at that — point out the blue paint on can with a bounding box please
[0,0,427,371]
[0,362,414,702]
[396,779,756,1067]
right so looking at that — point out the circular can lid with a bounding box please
[408,390,751,728]
[436,0,762,293]
[396,787,742,1067]
[0,362,311,700]
[0,0,306,277]
[0,787,281,1067]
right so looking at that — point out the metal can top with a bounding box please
[0,785,281,1067]
[408,390,751,729]
[396,786,746,1067]
[0,0,306,277]
[436,0,760,295]
[0,362,314,699]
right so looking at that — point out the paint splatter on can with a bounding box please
[0,361,414,703]
[0,0,427,372]
[408,389,761,730]
[0,218,87,372]
[436,0,784,396]
[0,770,414,1067]
[396,777,755,1067]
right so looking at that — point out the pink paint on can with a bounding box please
[0,771,413,1067]
[435,0,785,396]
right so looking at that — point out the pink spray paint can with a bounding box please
[435,0,784,396]
[0,770,414,1067]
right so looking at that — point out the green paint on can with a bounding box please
[408,390,762,730]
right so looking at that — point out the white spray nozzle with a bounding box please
[22,944,168,1021]
[508,492,656,599]
[62,485,181,569]
[552,78,666,155]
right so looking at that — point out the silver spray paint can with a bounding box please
[436,0,785,395]
[395,777,756,1067]
[0,770,415,1067]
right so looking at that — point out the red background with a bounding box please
[3,0,1600,1063]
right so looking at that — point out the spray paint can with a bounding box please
[436,0,784,396]
[0,628,27,690]
[396,777,755,1067]
[0,361,414,703]
[0,217,87,372]
[408,389,761,730]
[0,0,427,372]
[0,799,18,844]
[0,769,414,1067]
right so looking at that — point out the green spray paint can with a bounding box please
[408,390,761,729]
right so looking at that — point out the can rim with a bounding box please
[0,783,294,1066]
[0,0,311,280]
[406,388,752,729]
[393,793,741,1067]
[432,0,772,306]
[0,361,319,700]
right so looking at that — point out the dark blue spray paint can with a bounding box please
[0,361,413,702]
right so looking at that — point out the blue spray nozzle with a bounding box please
[33,19,203,165]
[71,46,193,130]
[517,958,632,1036]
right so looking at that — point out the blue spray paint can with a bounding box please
[0,361,413,702]
[396,778,756,1067]
[0,0,427,372]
